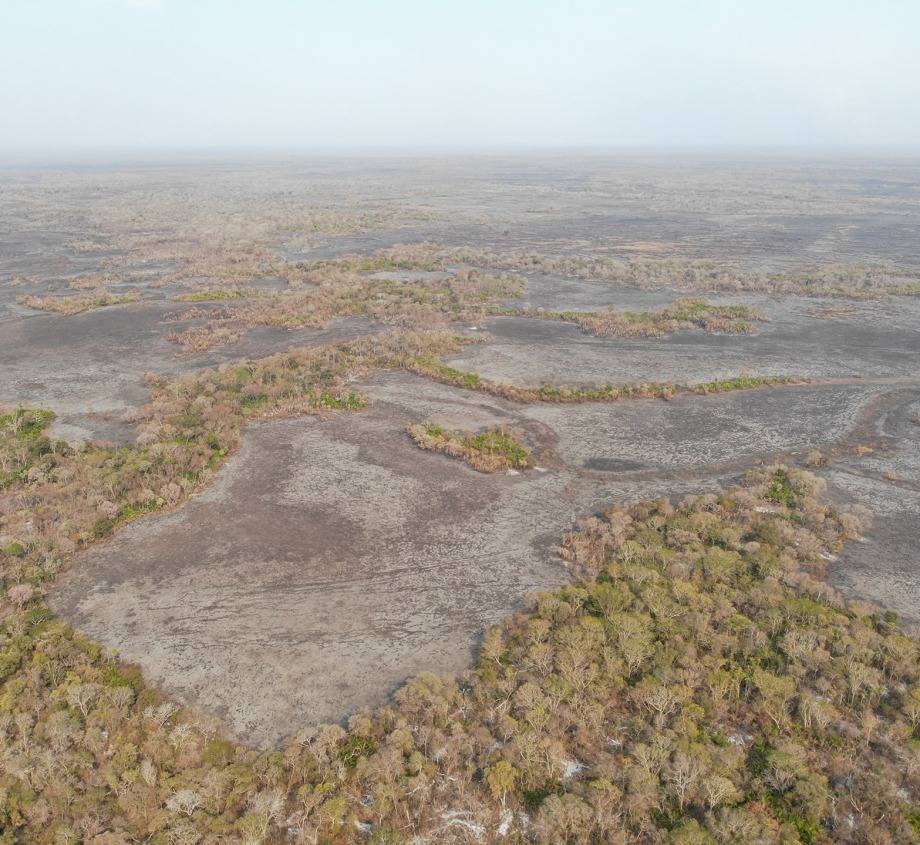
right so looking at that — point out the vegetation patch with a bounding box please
[0,321,901,844]
[0,409,56,443]
[165,324,244,353]
[0,332,484,592]
[406,357,680,403]
[0,325,814,601]
[490,297,768,338]
[163,266,523,353]
[347,257,403,272]
[409,359,809,405]
[368,243,920,299]
[16,291,140,315]
[155,243,916,356]
[0,408,61,488]
[693,375,809,394]
[407,421,534,472]
[172,287,260,302]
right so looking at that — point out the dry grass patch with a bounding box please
[65,272,125,291]
[165,324,244,354]
[809,303,863,320]
[16,291,140,315]
[373,242,920,298]
[162,266,523,353]
[493,297,769,338]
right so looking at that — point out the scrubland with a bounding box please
[1,154,920,843]
[5,466,920,845]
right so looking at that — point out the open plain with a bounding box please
[2,153,919,749]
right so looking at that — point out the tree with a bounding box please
[533,794,594,845]
[67,684,102,718]
[484,761,519,807]
[667,750,705,811]
[166,789,203,817]
[702,775,739,811]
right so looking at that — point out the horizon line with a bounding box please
[3,141,920,165]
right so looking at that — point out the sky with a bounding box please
[1,0,919,153]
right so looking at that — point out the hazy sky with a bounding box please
[2,0,919,152]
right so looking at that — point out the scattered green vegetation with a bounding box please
[305,389,366,411]
[409,360,483,390]
[409,359,807,405]
[531,381,676,402]
[463,429,532,467]
[0,409,55,443]
[656,299,757,321]
[765,466,808,507]
[0,409,62,488]
[693,375,808,394]
[406,357,680,403]
[407,422,534,472]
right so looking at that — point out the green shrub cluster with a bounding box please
[407,422,534,472]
